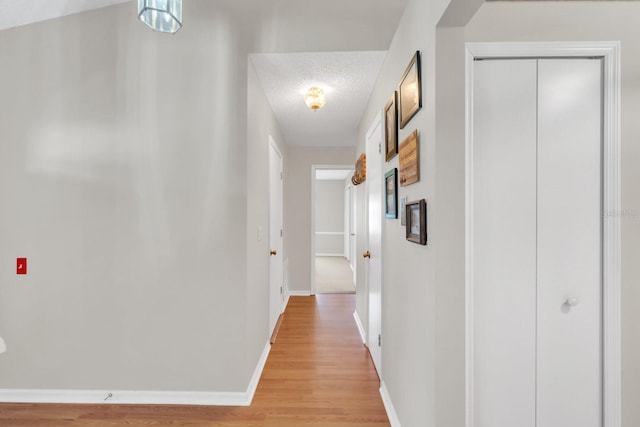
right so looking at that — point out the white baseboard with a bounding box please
[353,310,367,345]
[0,389,250,406]
[380,381,402,427]
[245,341,271,404]
[0,342,272,407]
[287,290,311,297]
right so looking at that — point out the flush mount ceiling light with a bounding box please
[305,87,327,112]
[138,0,182,34]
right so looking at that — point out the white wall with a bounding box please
[0,1,250,392]
[285,148,355,291]
[433,22,468,427]
[356,1,451,425]
[315,180,345,255]
[464,5,640,426]
[246,60,289,379]
[0,0,405,396]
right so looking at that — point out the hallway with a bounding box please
[0,295,389,426]
[315,257,356,293]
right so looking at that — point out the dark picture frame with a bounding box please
[406,199,427,245]
[384,92,398,162]
[398,51,422,129]
[385,168,398,219]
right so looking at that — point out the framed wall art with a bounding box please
[385,168,398,219]
[399,129,419,186]
[398,51,422,129]
[384,92,398,162]
[406,199,427,245]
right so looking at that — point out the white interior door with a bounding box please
[269,139,284,334]
[344,186,350,261]
[366,115,383,375]
[536,58,602,426]
[349,185,356,278]
[473,58,538,427]
[472,58,602,427]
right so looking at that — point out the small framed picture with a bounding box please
[384,92,398,162]
[385,168,398,219]
[406,199,427,245]
[398,51,422,129]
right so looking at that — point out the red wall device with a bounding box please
[17,258,27,275]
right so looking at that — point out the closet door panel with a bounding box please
[472,59,538,427]
[537,58,602,427]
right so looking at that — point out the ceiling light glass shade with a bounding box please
[138,0,182,34]
[305,87,326,112]
[0,336,6,354]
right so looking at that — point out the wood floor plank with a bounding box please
[0,294,389,426]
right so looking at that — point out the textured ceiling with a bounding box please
[1,1,402,149]
[251,51,386,147]
[0,0,131,31]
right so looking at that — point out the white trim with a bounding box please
[0,342,272,406]
[465,45,475,427]
[282,258,290,313]
[315,231,345,236]
[601,41,622,427]
[380,381,401,427]
[245,341,271,404]
[287,290,312,297]
[315,253,345,257]
[353,310,367,345]
[465,41,621,427]
[0,389,248,406]
[364,110,384,378]
[310,164,356,295]
[268,135,285,342]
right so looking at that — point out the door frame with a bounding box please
[310,164,355,295]
[365,111,384,377]
[465,42,621,427]
[344,184,351,261]
[268,136,285,332]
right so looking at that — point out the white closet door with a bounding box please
[472,59,538,427]
[536,58,602,427]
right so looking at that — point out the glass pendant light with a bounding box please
[305,87,327,112]
[138,0,182,34]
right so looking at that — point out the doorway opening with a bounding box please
[311,166,356,294]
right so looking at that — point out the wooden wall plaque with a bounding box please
[352,153,366,185]
[399,130,419,186]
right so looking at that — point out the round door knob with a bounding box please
[565,296,579,307]
[363,251,371,259]
[270,250,277,256]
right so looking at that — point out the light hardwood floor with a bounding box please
[0,294,389,426]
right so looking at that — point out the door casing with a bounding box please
[465,41,621,427]
[310,164,355,295]
[269,136,284,333]
[365,111,383,376]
